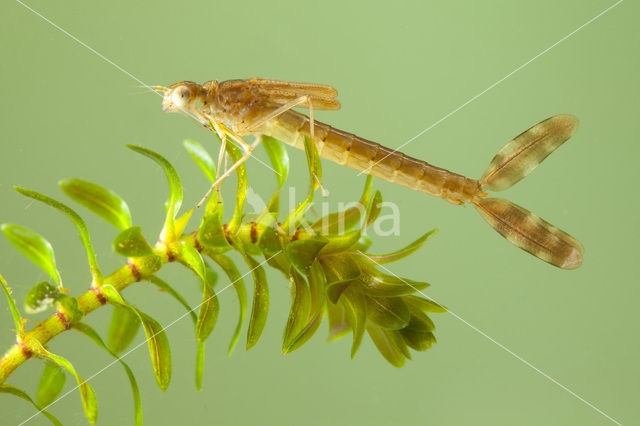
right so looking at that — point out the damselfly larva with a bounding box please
[156,78,584,269]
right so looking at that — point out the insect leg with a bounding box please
[188,109,228,181]
[206,117,234,179]
[215,130,227,180]
[196,123,260,208]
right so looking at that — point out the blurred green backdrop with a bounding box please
[1,0,638,425]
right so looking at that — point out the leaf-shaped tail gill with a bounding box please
[479,115,579,191]
[473,197,583,269]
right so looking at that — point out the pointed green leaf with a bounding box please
[304,135,322,186]
[198,206,231,251]
[209,254,247,356]
[0,384,62,426]
[365,190,383,227]
[390,329,412,359]
[181,262,218,336]
[399,307,436,352]
[367,229,439,264]
[357,266,429,297]
[32,341,98,424]
[400,327,436,352]
[56,295,84,323]
[284,309,323,354]
[319,230,361,255]
[407,300,436,329]
[341,286,366,358]
[406,307,435,332]
[133,310,172,390]
[265,252,291,276]
[0,274,24,338]
[283,268,311,350]
[195,268,219,343]
[194,266,220,398]
[113,226,153,257]
[284,260,326,354]
[244,254,269,350]
[366,325,406,367]
[255,208,279,232]
[174,208,194,238]
[36,361,66,408]
[311,144,322,183]
[286,238,328,274]
[320,254,361,285]
[283,136,321,231]
[326,299,351,341]
[307,260,325,315]
[107,305,141,354]
[59,178,132,231]
[262,136,290,187]
[184,139,216,182]
[326,279,355,304]
[404,295,447,313]
[312,176,372,234]
[2,224,63,288]
[365,296,410,330]
[13,187,102,284]
[224,140,248,232]
[261,136,290,213]
[179,243,206,281]
[102,286,172,391]
[72,322,142,426]
[127,145,182,241]
[25,281,61,314]
[146,276,197,324]
[184,137,221,216]
[257,225,282,256]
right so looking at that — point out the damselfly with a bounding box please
[155,78,583,269]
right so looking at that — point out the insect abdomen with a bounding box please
[268,111,481,204]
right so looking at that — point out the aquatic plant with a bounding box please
[0,135,442,424]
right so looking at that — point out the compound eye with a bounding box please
[171,86,191,108]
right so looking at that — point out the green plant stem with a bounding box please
[0,221,272,385]
[0,264,142,384]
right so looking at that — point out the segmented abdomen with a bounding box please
[263,110,480,205]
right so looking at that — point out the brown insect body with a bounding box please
[256,108,482,205]
[158,78,584,269]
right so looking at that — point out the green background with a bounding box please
[1,0,637,424]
